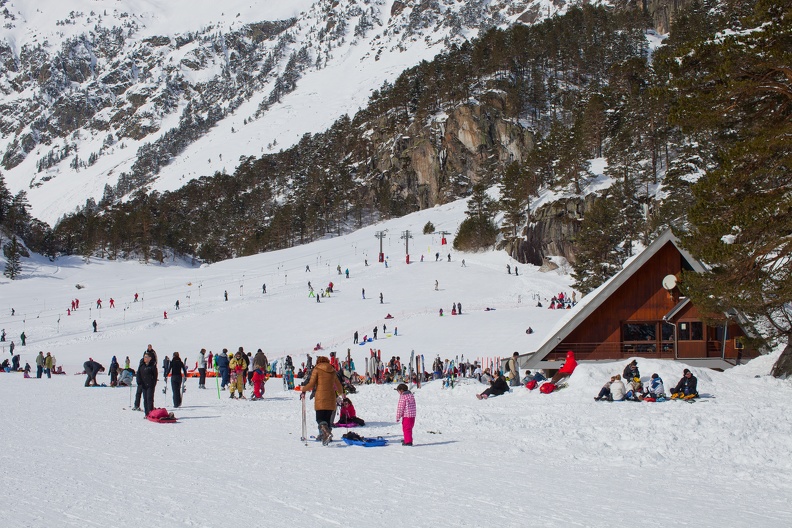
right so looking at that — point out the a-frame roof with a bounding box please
[524,230,707,367]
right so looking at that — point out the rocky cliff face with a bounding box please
[519,195,596,265]
[367,93,534,210]
[645,0,695,34]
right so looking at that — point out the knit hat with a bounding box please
[395,383,408,392]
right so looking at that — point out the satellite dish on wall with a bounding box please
[662,274,678,290]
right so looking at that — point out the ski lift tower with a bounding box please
[438,230,451,246]
[375,230,387,262]
[401,230,413,264]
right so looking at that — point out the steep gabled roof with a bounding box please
[525,230,707,368]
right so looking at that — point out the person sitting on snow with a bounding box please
[594,376,617,401]
[609,374,627,401]
[550,351,578,384]
[623,360,640,381]
[477,371,509,399]
[643,373,665,401]
[671,369,698,399]
[335,397,365,426]
[118,368,134,387]
[521,370,534,384]
[625,376,644,401]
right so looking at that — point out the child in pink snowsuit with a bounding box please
[395,383,416,446]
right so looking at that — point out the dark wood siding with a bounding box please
[545,241,757,362]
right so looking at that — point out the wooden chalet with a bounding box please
[522,230,761,371]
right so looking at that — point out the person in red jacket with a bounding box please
[251,367,267,400]
[550,351,578,384]
[335,397,365,426]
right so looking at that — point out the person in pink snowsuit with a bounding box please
[395,383,416,446]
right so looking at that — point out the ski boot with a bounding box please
[319,422,332,446]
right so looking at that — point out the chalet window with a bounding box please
[679,321,703,341]
[623,323,657,353]
[623,323,656,341]
[661,322,675,352]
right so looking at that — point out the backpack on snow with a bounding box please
[539,382,556,394]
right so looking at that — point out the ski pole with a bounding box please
[215,364,221,400]
[300,393,308,445]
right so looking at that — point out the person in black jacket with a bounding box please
[83,360,105,387]
[671,369,699,399]
[133,345,157,411]
[168,352,186,408]
[137,351,158,416]
[623,360,640,381]
[162,356,170,383]
[477,372,510,400]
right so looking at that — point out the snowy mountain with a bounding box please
[0,0,610,225]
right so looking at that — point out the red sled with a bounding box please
[539,383,556,394]
[525,380,538,390]
[146,408,178,423]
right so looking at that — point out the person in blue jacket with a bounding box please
[215,349,231,390]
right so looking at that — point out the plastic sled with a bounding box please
[367,338,373,342]
[342,436,388,447]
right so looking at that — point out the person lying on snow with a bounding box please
[477,371,509,399]
[335,397,365,426]
[671,369,698,399]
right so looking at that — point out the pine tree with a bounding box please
[453,183,498,251]
[3,235,22,280]
[571,192,626,294]
[0,172,12,227]
[670,1,792,374]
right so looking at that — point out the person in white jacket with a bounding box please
[610,374,626,401]
[645,373,665,399]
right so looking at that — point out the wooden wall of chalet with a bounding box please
[554,242,682,360]
[674,301,755,360]
[552,241,757,362]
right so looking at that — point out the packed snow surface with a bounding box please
[1,198,791,527]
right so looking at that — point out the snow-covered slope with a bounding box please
[0,0,602,224]
[1,196,791,527]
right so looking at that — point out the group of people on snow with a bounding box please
[593,360,700,402]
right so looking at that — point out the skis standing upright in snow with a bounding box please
[409,350,415,389]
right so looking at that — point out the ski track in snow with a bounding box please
[0,198,791,526]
